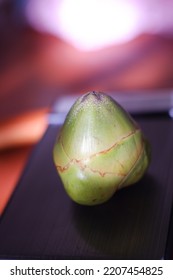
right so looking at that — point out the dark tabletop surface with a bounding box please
[0,114,173,260]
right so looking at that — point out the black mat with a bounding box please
[0,114,173,259]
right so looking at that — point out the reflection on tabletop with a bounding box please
[0,0,173,214]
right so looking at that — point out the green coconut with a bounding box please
[53,91,150,205]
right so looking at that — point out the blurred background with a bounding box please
[0,0,173,214]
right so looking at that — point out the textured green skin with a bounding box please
[53,92,150,205]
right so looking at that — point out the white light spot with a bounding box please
[25,0,142,51]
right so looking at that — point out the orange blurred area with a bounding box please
[0,146,32,214]
[1,0,173,214]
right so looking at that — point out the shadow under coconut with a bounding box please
[71,174,163,259]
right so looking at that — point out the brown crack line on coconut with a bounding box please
[56,128,142,178]
[117,139,145,189]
